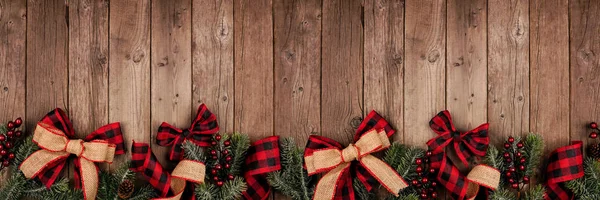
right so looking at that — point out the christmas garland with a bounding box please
[0,106,599,200]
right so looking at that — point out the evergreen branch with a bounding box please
[522,133,544,178]
[12,136,38,167]
[218,176,247,200]
[267,138,314,200]
[128,185,157,200]
[23,178,83,200]
[0,172,27,200]
[482,145,503,170]
[228,132,250,176]
[387,193,419,200]
[353,178,376,200]
[567,158,600,198]
[524,184,545,200]
[489,187,517,200]
[384,143,425,181]
[195,183,218,200]
[182,140,206,162]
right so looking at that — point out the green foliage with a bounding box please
[353,178,376,200]
[384,143,425,181]
[566,158,600,199]
[483,145,503,170]
[183,140,206,162]
[522,134,544,178]
[228,132,250,176]
[12,136,38,168]
[23,178,83,200]
[489,188,517,200]
[523,185,545,200]
[387,193,419,200]
[267,138,314,200]
[195,177,247,200]
[96,162,156,200]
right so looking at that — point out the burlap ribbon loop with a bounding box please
[464,165,501,200]
[305,129,407,199]
[154,160,206,200]
[20,122,117,200]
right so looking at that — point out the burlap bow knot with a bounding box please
[20,123,118,200]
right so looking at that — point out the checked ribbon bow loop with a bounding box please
[304,111,408,200]
[131,142,206,200]
[19,108,125,200]
[545,141,584,200]
[427,110,499,200]
[241,136,282,200]
[157,104,219,160]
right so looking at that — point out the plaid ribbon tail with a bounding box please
[131,141,172,197]
[84,122,126,155]
[545,141,584,200]
[430,151,469,200]
[242,136,281,200]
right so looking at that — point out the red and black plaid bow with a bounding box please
[157,104,219,160]
[304,110,400,200]
[241,136,281,200]
[22,108,125,198]
[427,110,490,199]
[545,141,584,200]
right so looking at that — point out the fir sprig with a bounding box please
[96,162,156,200]
[489,187,517,200]
[267,138,314,200]
[522,134,544,178]
[183,140,206,162]
[228,132,250,175]
[353,178,376,200]
[566,158,600,199]
[384,143,425,182]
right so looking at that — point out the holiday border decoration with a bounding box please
[303,110,408,200]
[241,136,281,200]
[0,116,23,171]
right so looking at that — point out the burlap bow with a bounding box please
[20,122,124,199]
[304,111,408,200]
[131,142,205,200]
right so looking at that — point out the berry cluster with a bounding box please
[588,122,599,139]
[411,151,438,199]
[502,136,529,190]
[206,134,235,187]
[0,117,23,170]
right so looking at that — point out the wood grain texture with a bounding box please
[404,0,446,147]
[273,0,321,146]
[68,0,109,138]
[151,0,192,167]
[446,0,487,130]
[569,0,600,143]
[363,0,405,143]
[109,0,151,165]
[192,0,234,133]
[0,0,25,184]
[530,0,570,152]
[321,0,363,145]
[487,0,529,145]
[234,0,274,140]
[26,0,69,129]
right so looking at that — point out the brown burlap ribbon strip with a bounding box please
[305,129,408,199]
[154,160,206,200]
[20,123,117,199]
[464,165,501,200]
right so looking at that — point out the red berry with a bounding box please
[224,140,231,146]
[412,180,419,185]
[503,152,510,158]
[504,142,511,149]
[2,160,9,167]
[591,122,598,129]
[222,149,229,155]
[519,165,526,171]
[6,142,13,149]
[8,153,14,160]
[14,118,22,127]
[425,151,433,157]
[431,192,438,198]
[508,178,515,183]
[210,150,217,155]
[431,182,437,187]
[216,181,224,187]
[225,163,230,169]
[590,132,599,139]
[215,164,222,170]
[429,168,436,174]
[0,150,6,155]
[506,171,512,177]
[211,141,217,146]
[511,183,519,189]
[211,169,217,175]
[0,135,5,142]
[6,121,14,130]
[520,157,526,163]
[228,174,235,180]
[505,158,512,163]
[517,142,524,148]
[523,176,530,183]
[420,193,428,199]
[416,158,423,165]
[212,156,218,160]
[416,166,423,173]
[508,136,515,143]
[516,152,522,157]
[225,156,232,162]
[215,134,222,141]
[15,131,21,137]
[213,176,220,181]
[6,131,13,137]
[509,167,516,172]
[421,177,429,184]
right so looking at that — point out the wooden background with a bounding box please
[0,0,599,197]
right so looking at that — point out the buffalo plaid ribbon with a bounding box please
[131,142,205,200]
[427,110,497,200]
[545,141,584,200]
[242,136,281,200]
[157,104,219,160]
[19,108,125,200]
[304,110,407,200]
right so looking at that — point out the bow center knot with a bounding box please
[182,129,191,137]
[451,131,462,141]
[341,144,360,162]
[66,139,84,156]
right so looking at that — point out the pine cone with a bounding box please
[587,144,600,159]
[118,180,134,199]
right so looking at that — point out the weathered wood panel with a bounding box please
[151,0,192,168]
[192,0,234,133]
[569,0,600,144]
[363,0,405,143]
[530,0,570,152]
[404,0,446,147]
[321,0,363,145]
[273,0,321,146]
[109,0,151,166]
[446,0,487,131]
[488,0,529,144]
[234,0,274,140]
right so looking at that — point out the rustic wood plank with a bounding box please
[68,0,109,139]
[569,0,600,144]
[321,0,363,145]
[404,0,446,147]
[151,0,192,168]
[192,0,234,133]
[363,0,405,143]
[26,0,69,129]
[487,0,529,145]
[234,0,273,141]
[109,0,151,166]
[530,0,569,153]
[0,0,26,184]
[273,0,321,146]
[446,0,487,131]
